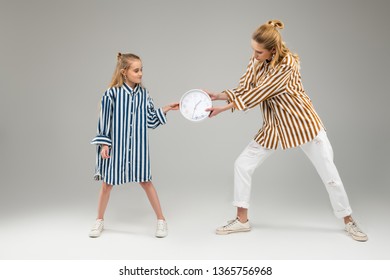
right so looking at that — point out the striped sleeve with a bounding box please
[236,58,255,94]
[233,58,293,111]
[223,58,255,110]
[146,94,167,129]
[91,91,113,146]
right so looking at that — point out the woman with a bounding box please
[206,20,367,241]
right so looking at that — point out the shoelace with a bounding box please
[349,222,363,233]
[223,219,239,229]
[92,221,103,231]
[157,221,166,230]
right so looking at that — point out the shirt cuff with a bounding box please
[91,135,112,146]
[233,95,246,111]
[224,89,236,103]
[223,90,246,111]
[157,108,167,125]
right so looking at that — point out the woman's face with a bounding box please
[251,40,274,62]
[122,59,143,87]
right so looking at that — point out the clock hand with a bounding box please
[192,100,202,118]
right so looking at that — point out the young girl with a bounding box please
[89,53,179,238]
[206,20,368,242]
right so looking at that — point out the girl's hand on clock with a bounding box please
[163,102,179,113]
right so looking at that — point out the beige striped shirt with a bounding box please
[224,53,324,150]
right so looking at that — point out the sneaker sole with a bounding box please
[216,228,251,235]
[345,229,368,242]
[348,234,368,242]
[89,229,103,238]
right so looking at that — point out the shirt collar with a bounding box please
[264,58,274,69]
[252,57,273,71]
[123,83,140,94]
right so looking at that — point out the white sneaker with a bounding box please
[89,219,104,238]
[345,220,368,242]
[216,218,251,235]
[155,220,168,238]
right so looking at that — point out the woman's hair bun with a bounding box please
[117,52,122,60]
[267,20,284,30]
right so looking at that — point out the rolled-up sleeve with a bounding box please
[147,95,167,129]
[91,93,113,146]
[224,56,293,111]
[223,58,255,111]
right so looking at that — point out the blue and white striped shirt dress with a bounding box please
[91,83,167,185]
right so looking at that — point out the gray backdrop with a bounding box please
[1,0,389,260]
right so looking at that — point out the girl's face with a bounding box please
[122,59,143,88]
[251,40,274,62]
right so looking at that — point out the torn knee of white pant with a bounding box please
[326,179,340,187]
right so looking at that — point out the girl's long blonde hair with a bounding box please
[252,20,299,68]
[109,53,141,88]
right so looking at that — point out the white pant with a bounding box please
[233,130,352,218]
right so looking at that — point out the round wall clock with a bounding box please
[180,89,212,122]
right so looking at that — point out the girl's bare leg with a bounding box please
[140,181,165,220]
[97,182,113,220]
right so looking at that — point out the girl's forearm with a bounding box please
[163,103,180,114]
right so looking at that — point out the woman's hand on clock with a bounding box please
[206,103,234,118]
[203,90,228,101]
[206,107,223,117]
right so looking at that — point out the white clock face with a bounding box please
[180,89,212,122]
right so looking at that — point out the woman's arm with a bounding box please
[206,102,235,117]
[203,90,229,101]
[232,57,294,111]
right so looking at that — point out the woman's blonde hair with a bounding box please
[252,20,299,68]
[109,53,141,88]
